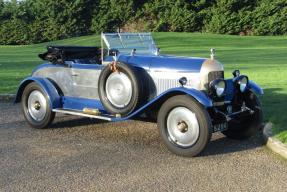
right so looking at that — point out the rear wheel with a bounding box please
[21,82,55,129]
[222,91,263,140]
[157,95,212,157]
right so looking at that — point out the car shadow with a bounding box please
[49,114,265,157]
[201,132,264,157]
[49,116,108,129]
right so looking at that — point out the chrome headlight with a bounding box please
[210,79,226,97]
[234,75,249,92]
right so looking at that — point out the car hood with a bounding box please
[118,54,207,73]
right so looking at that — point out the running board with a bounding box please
[52,108,113,121]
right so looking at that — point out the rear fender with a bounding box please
[14,77,61,109]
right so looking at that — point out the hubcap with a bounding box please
[105,72,132,108]
[27,90,47,121]
[167,107,200,147]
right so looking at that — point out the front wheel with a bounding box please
[157,95,212,157]
[21,82,55,129]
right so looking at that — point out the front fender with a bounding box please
[121,87,213,120]
[170,87,213,107]
[248,81,264,95]
[15,77,61,109]
[149,87,213,108]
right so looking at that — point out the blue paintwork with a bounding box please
[118,54,206,72]
[118,55,153,70]
[59,87,212,122]
[71,63,103,70]
[248,80,264,95]
[149,55,205,72]
[114,87,213,121]
[15,77,61,109]
[224,78,264,101]
[62,96,105,111]
[225,79,235,101]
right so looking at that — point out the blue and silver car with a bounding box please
[15,33,263,157]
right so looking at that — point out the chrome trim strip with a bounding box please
[53,109,112,121]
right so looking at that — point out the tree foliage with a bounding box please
[0,0,286,45]
[91,0,134,33]
[131,0,196,32]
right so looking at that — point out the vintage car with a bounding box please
[15,33,263,157]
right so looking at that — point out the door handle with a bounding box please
[71,73,78,77]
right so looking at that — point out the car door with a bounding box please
[70,63,104,99]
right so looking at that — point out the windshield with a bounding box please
[102,33,158,55]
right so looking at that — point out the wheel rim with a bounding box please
[167,107,200,147]
[27,90,47,121]
[105,72,132,108]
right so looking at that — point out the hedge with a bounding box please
[0,0,286,45]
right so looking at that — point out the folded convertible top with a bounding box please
[39,46,101,64]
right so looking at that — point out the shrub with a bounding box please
[0,0,287,45]
[127,0,196,32]
[0,19,31,44]
[253,0,287,35]
[91,0,134,33]
[203,0,257,35]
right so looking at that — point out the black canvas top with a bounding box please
[39,45,101,64]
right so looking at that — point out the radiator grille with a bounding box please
[208,71,224,83]
[155,78,197,95]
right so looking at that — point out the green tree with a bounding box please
[91,0,134,33]
[132,0,195,32]
[204,0,257,35]
[253,0,287,35]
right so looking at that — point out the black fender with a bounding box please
[15,77,61,109]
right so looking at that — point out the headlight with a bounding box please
[234,75,249,92]
[210,79,226,97]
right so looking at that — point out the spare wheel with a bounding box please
[98,62,142,115]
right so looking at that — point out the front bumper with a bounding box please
[211,104,255,133]
[209,77,259,133]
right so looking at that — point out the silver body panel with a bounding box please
[33,66,102,99]
[32,57,224,101]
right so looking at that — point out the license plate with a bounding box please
[213,122,228,132]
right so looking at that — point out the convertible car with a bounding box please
[15,33,263,157]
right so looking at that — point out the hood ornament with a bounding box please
[210,48,215,60]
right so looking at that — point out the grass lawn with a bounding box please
[0,32,287,143]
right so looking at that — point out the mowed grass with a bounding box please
[0,32,287,143]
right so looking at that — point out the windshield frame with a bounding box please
[101,32,158,56]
